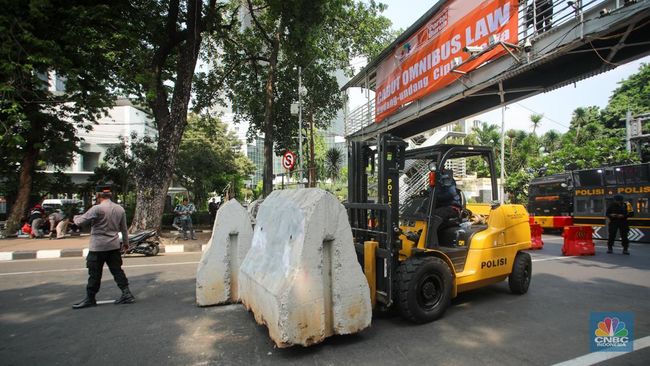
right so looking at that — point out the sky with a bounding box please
[349,0,650,135]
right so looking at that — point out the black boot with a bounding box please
[115,287,135,304]
[607,247,613,254]
[622,248,630,255]
[72,295,96,309]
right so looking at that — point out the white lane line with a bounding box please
[0,251,199,263]
[552,335,650,366]
[37,250,62,259]
[0,261,199,276]
[532,256,578,262]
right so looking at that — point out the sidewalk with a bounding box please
[0,231,212,261]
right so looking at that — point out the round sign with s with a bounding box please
[282,150,297,170]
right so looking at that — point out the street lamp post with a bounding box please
[298,66,303,187]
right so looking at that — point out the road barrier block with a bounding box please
[530,223,544,250]
[196,199,253,306]
[562,226,595,256]
[239,188,371,348]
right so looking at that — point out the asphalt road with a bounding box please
[0,235,648,366]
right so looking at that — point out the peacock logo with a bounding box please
[591,313,634,352]
[595,317,628,338]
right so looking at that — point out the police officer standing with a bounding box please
[606,195,632,255]
[72,185,135,309]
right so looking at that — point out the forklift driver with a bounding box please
[430,168,462,247]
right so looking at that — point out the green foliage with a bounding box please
[207,0,393,195]
[0,0,126,232]
[175,114,255,208]
[529,113,543,135]
[601,63,650,128]
[325,147,344,182]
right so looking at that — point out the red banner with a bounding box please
[375,0,519,122]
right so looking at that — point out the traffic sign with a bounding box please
[282,150,297,170]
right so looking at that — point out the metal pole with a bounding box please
[298,66,303,187]
[625,109,632,152]
[500,105,506,204]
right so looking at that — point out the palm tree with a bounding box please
[325,148,343,184]
[530,114,543,135]
[542,130,561,152]
[471,122,501,146]
[572,107,586,140]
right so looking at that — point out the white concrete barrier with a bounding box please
[196,199,253,306]
[239,188,371,348]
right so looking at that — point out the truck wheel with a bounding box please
[397,256,452,323]
[509,252,532,294]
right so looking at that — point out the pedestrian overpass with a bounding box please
[343,0,650,140]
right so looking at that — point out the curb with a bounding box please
[0,244,207,261]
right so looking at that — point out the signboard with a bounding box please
[375,0,519,122]
[282,150,297,170]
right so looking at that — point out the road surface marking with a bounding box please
[552,335,650,366]
[0,261,199,276]
[532,256,578,262]
[37,250,62,259]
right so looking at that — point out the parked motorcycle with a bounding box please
[120,229,160,256]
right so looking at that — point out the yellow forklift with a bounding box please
[346,134,532,323]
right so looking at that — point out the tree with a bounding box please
[175,114,255,207]
[325,147,343,183]
[529,113,543,135]
[112,0,235,231]
[86,133,157,206]
[601,63,650,129]
[570,106,600,142]
[0,1,125,234]
[216,0,393,197]
[541,130,561,152]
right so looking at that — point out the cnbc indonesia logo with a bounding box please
[591,313,634,352]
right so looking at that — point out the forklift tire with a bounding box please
[509,252,532,294]
[397,256,452,323]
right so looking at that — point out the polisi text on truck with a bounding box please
[481,257,507,269]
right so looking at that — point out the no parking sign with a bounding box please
[282,150,297,170]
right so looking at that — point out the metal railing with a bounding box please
[345,0,615,137]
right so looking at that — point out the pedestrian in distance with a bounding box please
[72,185,135,309]
[28,204,45,239]
[208,198,218,225]
[47,209,69,240]
[174,197,197,240]
[606,195,632,255]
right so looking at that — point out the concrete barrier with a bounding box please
[239,188,371,348]
[196,199,253,306]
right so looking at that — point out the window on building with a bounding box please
[81,152,100,172]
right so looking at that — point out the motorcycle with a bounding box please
[120,229,160,256]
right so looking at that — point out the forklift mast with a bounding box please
[347,134,407,307]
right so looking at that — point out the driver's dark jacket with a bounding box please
[435,172,461,208]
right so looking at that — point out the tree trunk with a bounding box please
[262,32,281,197]
[130,0,203,232]
[5,146,39,235]
[308,113,316,187]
